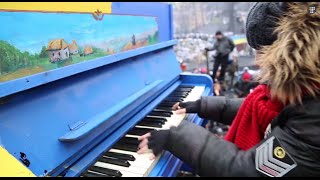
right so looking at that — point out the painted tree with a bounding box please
[132,34,136,46]
[39,46,47,58]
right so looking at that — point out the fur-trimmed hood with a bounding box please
[257,2,320,105]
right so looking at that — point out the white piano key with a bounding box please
[134,125,161,130]
[95,161,145,176]
[87,170,113,177]
[125,134,140,139]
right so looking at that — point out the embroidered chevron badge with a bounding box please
[255,136,297,177]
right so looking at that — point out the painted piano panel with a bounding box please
[0,11,158,82]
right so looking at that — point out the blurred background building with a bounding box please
[169,2,255,35]
[168,2,257,73]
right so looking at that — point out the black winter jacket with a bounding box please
[208,37,235,57]
[164,96,320,177]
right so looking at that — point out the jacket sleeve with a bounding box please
[197,96,244,125]
[166,120,300,177]
[206,43,217,51]
[166,120,260,177]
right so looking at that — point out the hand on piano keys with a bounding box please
[136,94,201,160]
[81,85,206,177]
[137,133,156,160]
[137,127,171,160]
[171,102,187,114]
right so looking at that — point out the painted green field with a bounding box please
[0,52,108,82]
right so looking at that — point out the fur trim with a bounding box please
[256,2,320,105]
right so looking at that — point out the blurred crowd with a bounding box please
[173,32,260,137]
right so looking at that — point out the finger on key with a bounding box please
[138,138,149,149]
[174,108,186,114]
[138,132,151,141]
[149,153,156,160]
[137,145,149,154]
[172,102,180,110]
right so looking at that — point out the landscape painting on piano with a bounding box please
[0,11,159,82]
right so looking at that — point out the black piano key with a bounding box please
[171,91,189,95]
[154,106,173,111]
[117,137,140,146]
[179,85,195,88]
[168,93,188,97]
[143,116,167,122]
[152,109,173,114]
[175,88,193,91]
[162,99,177,103]
[157,104,172,108]
[88,166,122,177]
[176,87,193,91]
[164,96,184,100]
[83,171,112,177]
[178,85,194,88]
[137,121,163,128]
[113,143,139,152]
[99,156,131,167]
[104,152,135,161]
[174,90,191,93]
[142,118,166,124]
[127,127,155,136]
[164,98,184,102]
[148,111,171,117]
[159,102,176,107]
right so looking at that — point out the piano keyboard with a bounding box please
[81,85,205,177]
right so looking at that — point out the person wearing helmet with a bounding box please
[138,2,320,177]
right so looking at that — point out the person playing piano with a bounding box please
[138,2,320,177]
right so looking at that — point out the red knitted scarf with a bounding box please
[224,84,284,150]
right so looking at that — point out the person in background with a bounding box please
[225,48,239,90]
[138,2,320,177]
[234,67,259,98]
[206,31,235,83]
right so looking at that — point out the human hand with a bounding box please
[137,133,156,160]
[172,100,201,114]
[137,130,170,160]
[172,102,187,114]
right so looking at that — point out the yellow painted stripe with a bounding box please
[0,2,112,13]
[234,39,247,45]
[0,147,35,177]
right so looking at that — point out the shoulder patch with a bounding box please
[264,123,271,139]
[255,136,297,177]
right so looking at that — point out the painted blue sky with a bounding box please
[0,12,158,54]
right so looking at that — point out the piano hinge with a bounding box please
[68,121,86,131]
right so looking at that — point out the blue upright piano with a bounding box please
[0,2,212,177]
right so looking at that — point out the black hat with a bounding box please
[245,2,288,50]
[215,31,223,36]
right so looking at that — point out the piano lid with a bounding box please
[0,2,177,176]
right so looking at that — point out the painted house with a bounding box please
[46,39,70,63]
[68,40,79,55]
[84,46,93,55]
[106,48,115,55]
